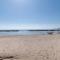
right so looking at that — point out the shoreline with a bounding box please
[0,34,60,37]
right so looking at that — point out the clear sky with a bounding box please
[0,0,60,30]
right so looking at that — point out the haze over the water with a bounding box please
[0,0,60,30]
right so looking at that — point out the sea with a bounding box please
[0,30,59,36]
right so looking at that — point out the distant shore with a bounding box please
[0,30,19,32]
[0,29,60,32]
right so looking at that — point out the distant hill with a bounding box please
[0,30,19,32]
[28,28,60,31]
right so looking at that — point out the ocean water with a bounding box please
[0,30,59,36]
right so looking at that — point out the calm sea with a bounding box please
[0,30,58,36]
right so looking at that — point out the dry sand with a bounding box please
[0,34,60,60]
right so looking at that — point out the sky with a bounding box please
[0,0,60,30]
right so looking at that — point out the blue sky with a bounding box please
[0,0,60,29]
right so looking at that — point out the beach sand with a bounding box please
[0,34,60,60]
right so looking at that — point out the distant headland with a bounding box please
[0,30,20,32]
[0,28,60,32]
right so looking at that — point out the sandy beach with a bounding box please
[0,34,60,60]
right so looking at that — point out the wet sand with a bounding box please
[0,34,60,60]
